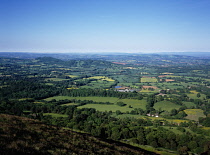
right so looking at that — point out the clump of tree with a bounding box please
[199,116,210,127]
[116,101,126,106]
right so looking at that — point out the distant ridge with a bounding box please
[1,52,210,60]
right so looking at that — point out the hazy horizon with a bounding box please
[1,0,210,53]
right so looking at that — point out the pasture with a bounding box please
[154,101,182,112]
[45,96,147,111]
[115,114,189,125]
[120,98,147,110]
[113,75,139,83]
[45,96,119,102]
[61,103,78,106]
[182,102,196,108]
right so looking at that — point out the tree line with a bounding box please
[61,88,144,99]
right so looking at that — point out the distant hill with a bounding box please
[36,57,115,68]
[0,114,157,155]
[158,52,210,58]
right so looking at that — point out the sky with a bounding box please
[1,0,210,53]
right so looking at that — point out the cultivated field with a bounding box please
[184,109,206,121]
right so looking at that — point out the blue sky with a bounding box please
[1,0,210,53]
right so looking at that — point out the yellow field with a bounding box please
[168,119,189,124]
[190,90,198,94]
[19,98,33,101]
[161,72,174,75]
[85,76,115,82]
[201,127,210,130]
[66,87,78,90]
[184,109,203,115]
[140,89,159,93]
[140,89,154,92]
[66,75,78,78]
[140,77,158,83]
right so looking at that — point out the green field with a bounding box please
[65,74,78,78]
[80,80,115,89]
[158,83,184,89]
[45,96,147,111]
[187,90,206,100]
[76,98,147,112]
[154,101,182,112]
[61,103,79,106]
[45,96,119,102]
[182,102,196,108]
[140,89,159,94]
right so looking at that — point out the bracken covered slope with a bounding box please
[0,114,157,155]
